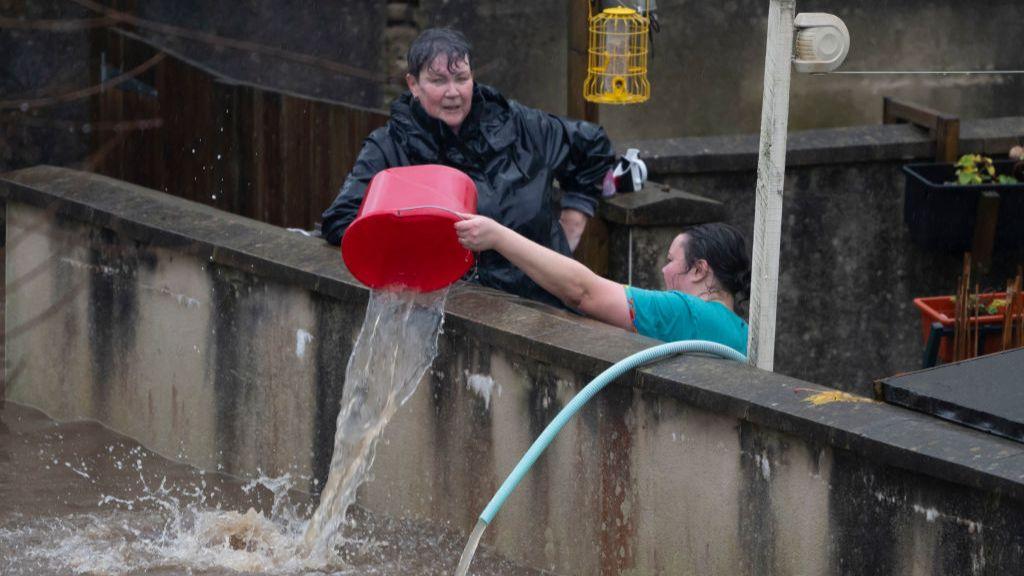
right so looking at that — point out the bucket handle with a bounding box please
[394,205,469,219]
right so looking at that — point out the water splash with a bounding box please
[302,288,448,553]
[3,467,325,575]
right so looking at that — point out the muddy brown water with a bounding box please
[0,401,544,576]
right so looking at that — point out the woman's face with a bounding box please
[662,233,706,294]
[407,53,473,134]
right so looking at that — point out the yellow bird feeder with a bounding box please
[584,1,651,104]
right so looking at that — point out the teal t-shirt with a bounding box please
[624,286,748,355]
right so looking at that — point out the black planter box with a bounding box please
[902,161,1024,250]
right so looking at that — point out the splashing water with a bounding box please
[301,288,448,553]
[1,402,542,575]
[0,408,330,575]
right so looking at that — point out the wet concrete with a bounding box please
[0,401,546,576]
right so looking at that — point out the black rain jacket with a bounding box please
[321,84,614,307]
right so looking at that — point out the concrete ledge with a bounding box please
[625,116,1024,174]
[4,165,1024,502]
[599,181,727,226]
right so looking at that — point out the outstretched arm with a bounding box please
[455,214,632,330]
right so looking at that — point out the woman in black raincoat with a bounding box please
[321,28,615,307]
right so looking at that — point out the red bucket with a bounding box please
[342,165,478,292]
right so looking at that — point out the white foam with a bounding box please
[295,329,313,359]
[466,373,498,410]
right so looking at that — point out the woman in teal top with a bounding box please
[455,217,750,355]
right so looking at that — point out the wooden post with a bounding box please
[568,0,599,124]
[747,0,796,371]
[568,0,608,273]
[935,116,960,164]
[0,200,5,406]
[972,191,1000,275]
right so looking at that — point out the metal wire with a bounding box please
[0,52,165,110]
[66,0,387,83]
[831,70,1024,75]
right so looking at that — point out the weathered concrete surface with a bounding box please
[5,166,1024,575]
[411,0,1024,142]
[621,118,1024,394]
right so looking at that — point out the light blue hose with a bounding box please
[479,339,746,524]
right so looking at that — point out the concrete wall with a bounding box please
[4,1,1022,157]
[620,117,1024,394]
[421,0,1024,142]
[4,166,1024,575]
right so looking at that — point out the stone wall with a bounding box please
[622,117,1024,393]
[4,166,1024,574]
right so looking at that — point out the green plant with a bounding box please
[953,154,1019,185]
[951,294,1011,315]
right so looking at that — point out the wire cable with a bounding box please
[0,52,165,110]
[831,70,1024,75]
[0,16,117,30]
[66,0,388,83]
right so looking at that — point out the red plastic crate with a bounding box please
[913,293,1019,362]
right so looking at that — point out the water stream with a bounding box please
[302,288,448,554]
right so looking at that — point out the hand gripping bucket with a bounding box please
[342,165,478,292]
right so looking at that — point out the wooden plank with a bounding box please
[285,97,313,228]
[936,116,960,163]
[574,215,609,277]
[568,0,604,271]
[972,190,1000,274]
[0,201,5,404]
[234,85,256,217]
[883,97,944,131]
[567,0,598,123]
[211,80,241,215]
[148,43,169,194]
[307,100,326,228]
[322,104,348,229]
[747,0,796,371]
[259,91,283,225]
[882,96,960,162]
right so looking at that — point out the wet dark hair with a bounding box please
[406,28,473,79]
[682,223,751,300]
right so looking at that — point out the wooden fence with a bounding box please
[89,30,388,230]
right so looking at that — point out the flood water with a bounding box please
[0,401,543,575]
